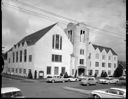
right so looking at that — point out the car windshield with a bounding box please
[12,91,23,97]
[106,77,112,80]
[83,78,87,80]
[47,76,52,78]
[2,91,23,98]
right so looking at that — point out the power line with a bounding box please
[3,0,125,40]
[15,0,125,38]
[2,1,67,26]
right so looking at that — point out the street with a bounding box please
[2,76,126,98]
[2,77,89,98]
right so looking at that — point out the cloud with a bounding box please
[2,1,29,36]
[2,0,126,61]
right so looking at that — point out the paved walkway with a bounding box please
[63,86,93,95]
[2,73,46,82]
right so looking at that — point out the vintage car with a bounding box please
[119,76,126,80]
[99,77,119,84]
[90,87,126,98]
[1,87,25,98]
[66,76,79,82]
[80,77,97,86]
[46,76,67,83]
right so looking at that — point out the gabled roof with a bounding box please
[17,23,57,46]
[92,44,117,55]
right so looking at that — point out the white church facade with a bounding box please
[4,22,118,78]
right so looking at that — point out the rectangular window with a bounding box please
[24,49,27,62]
[13,52,15,63]
[108,63,111,68]
[47,66,51,74]
[52,34,62,50]
[16,68,18,73]
[23,69,26,74]
[96,53,99,59]
[95,62,99,67]
[114,64,116,68]
[52,35,55,49]
[29,55,32,62]
[61,67,65,74]
[102,55,105,60]
[80,59,84,64]
[108,56,111,60]
[54,67,59,75]
[9,58,10,63]
[52,54,62,62]
[80,49,84,55]
[19,68,22,73]
[16,51,18,62]
[55,34,59,49]
[20,50,22,62]
[80,30,85,42]
[102,63,105,67]
[60,36,62,50]
[89,53,91,59]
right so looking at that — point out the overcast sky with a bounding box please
[2,0,126,61]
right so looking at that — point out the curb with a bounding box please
[63,86,92,95]
[2,74,46,82]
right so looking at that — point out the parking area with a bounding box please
[2,75,126,98]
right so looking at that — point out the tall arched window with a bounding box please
[24,49,27,62]
[80,30,85,42]
[52,34,62,50]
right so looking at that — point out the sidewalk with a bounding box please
[63,86,92,95]
[2,73,46,82]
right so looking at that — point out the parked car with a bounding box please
[80,77,97,86]
[78,76,87,81]
[46,76,67,83]
[1,87,25,98]
[90,87,126,98]
[99,77,119,84]
[66,76,79,82]
[119,76,126,80]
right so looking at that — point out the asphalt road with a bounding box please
[2,77,89,98]
[2,77,126,98]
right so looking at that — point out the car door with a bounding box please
[88,77,93,84]
[103,89,123,98]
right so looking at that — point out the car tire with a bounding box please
[52,80,55,83]
[87,83,89,86]
[94,94,101,99]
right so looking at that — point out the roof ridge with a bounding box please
[92,44,117,55]
[17,23,57,46]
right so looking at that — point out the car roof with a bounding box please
[1,87,21,94]
[110,88,126,92]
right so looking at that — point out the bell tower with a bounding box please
[65,22,89,76]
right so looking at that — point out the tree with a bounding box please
[94,73,97,77]
[1,55,4,73]
[113,64,123,77]
[60,72,63,77]
[64,72,68,78]
[28,70,33,79]
[100,71,107,77]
